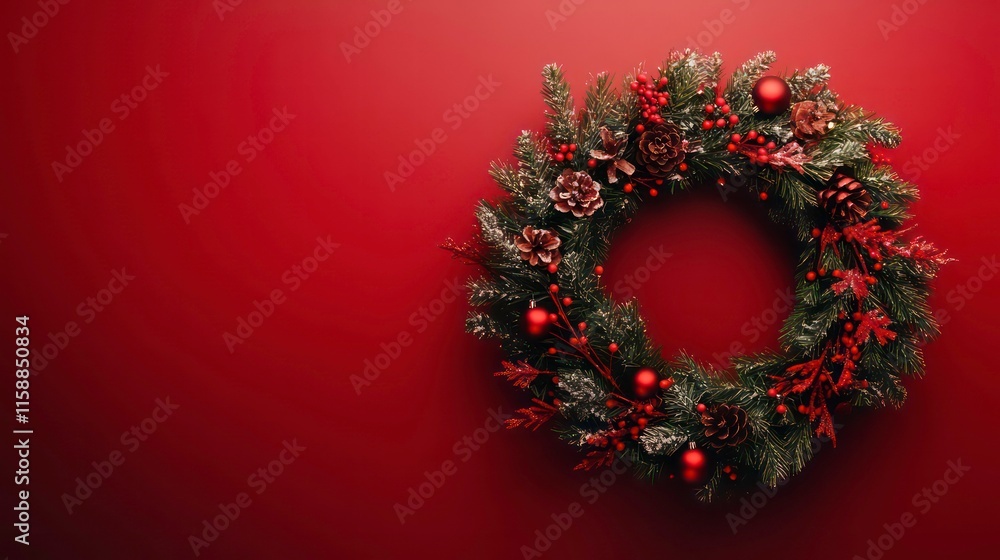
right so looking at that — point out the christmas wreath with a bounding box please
[444,51,949,500]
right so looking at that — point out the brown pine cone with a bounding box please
[701,404,749,448]
[549,169,604,218]
[514,227,561,267]
[818,166,871,222]
[790,100,835,141]
[636,123,685,177]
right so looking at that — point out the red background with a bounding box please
[2,0,999,558]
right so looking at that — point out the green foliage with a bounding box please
[457,51,944,502]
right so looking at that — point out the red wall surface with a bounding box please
[2,0,998,558]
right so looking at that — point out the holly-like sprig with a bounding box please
[444,50,948,501]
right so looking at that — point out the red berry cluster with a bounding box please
[727,130,776,164]
[866,145,892,166]
[701,94,739,130]
[551,142,578,163]
[629,73,669,127]
[588,397,663,451]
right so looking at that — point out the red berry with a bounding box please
[844,322,855,332]
[747,130,758,140]
[623,183,634,193]
[562,297,572,307]
[659,378,674,390]
[636,124,645,133]
[615,441,626,451]
[554,153,564,162]
[608,343,619,353]
[658,77,668,88]
[731,133,742,143]
[577,322,587,331]
[548,313,558,323]
[757,154,769,163]
[715,118,726,128]
[874,263,883,271]
[726,143,737,152]
[549,284,559,293]
[637,74,648,84]
[798,405,808,415]
[811,227,821,238]
[759,192,768,201]
[806,271,817,282]
[568,143,577,152]
[637,417,648,427]
[658,96,667,106]
[565,153,573,161]
[630,81,639,91]
[678,162,688,172]
[728,115,739,125]
[696,403,707,413]
[721,104,731,114]
[649,188,658,197]
[702,120,714,130]
[852,311,863,321]
[705,104,715,113]
[757,147,768,156]
[548,347,557,355]
[766,388,777,398]
[644,404,654,415]
[587,158,597,168]
[715,96,726,106]
[881,201,889,210]
[594,265,605,276]
[559,144,569,153]
[756,135,766,144]
[776,404,788,414]
[547,263,558,273]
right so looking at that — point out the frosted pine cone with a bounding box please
[514,227,561,267]
[701,404,749,448]
[636,122,686,177]
[549,169,604,218]
[819,166,871,222]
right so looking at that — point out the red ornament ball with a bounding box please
[678,446,713,485]
[751,76,792,116]
[524,307,550,337]
[633,368,659,398]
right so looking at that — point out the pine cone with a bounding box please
[549,169,604,218]
[790,100,835,141]
[514,227,561,267]
[636,123,685,177]
[701,404,749,448]
[818,167,871,222]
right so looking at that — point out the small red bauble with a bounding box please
[805,271,817,282]
[547,263,558,273]
[678,445,713,485]
[751,76,792,116]
[633,368,659,398]
[608,342,619,353]
[562,297,572,307]
[659,378,674,390]
[759,192,768,201]
[594,265,605,276]
[766,388,778,398]
[524,306,550,337]
[623,183,634,193]
[696,403,707,413]
[776,404,788,414]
